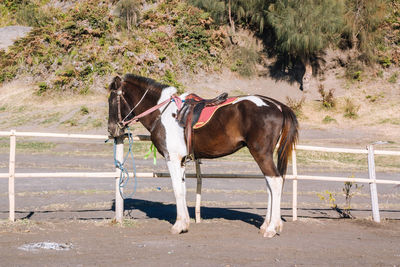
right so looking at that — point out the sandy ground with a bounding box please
[1,218,400,266]
[0,144,400,266]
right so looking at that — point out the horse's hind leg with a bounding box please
[263,175,283,237]
[248,147,283,238]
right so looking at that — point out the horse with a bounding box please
[107,74,298,238]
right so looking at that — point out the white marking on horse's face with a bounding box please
[158,86,187,158]
[233,96,268,107]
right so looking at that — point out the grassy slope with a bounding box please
[0,0,226,94]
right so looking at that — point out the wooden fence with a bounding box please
[1,130,400,223]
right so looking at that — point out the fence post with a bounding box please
[115,137,124,223]
[367,145,380,223]
[9,130,16,222]
[292,149,298,221]
[195,159,202,223]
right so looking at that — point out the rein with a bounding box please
[118,93,182,127]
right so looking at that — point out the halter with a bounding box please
[116,83,149,128]
[115,83,183,128]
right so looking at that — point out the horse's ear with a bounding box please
[109,76,122,91]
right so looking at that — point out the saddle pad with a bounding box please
[193,97,238,129]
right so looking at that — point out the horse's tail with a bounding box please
[277,105,299,177]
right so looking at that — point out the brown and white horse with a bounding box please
[107,74,298,237]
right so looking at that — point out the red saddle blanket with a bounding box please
[193,97,238,129]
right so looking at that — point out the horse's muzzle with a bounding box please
[108,124,125,139]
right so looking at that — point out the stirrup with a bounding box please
[181,154,195,166]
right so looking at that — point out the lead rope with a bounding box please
[113,127,137,199]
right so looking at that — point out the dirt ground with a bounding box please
[1,217,400,266]
[0,142,400,266]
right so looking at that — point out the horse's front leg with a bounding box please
[167,154,190,234]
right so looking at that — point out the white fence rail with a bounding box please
[1,130,399,223]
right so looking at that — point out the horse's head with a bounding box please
[107,75,129,138]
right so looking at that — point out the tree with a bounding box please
[344,0,387,62]
[267,0,345,89]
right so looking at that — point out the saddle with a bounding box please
[176,92,228,163]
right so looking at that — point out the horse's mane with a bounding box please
[122,74,168,95]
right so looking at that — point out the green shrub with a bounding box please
[388,72,398,83]
[15,1,52,27]
[0,0,224,95]
[318,84,336,109]
[286,96,305,117]
[343,98,360,119]
[36,81,48,96]
[322,115,336,124]
[80,106,89,115]
[162,70,183,93]
[230,45,259,77]
[365,93,384,102]
[113,0,142,31]
[345,61,364,81]
[379,56,392,68]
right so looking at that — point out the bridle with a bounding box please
[115,82,183,129]
[116,85,149,128]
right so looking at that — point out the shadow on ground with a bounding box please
[120,198,265,228]
[2,198,399,224]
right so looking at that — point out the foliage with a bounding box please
[229,45,259,77]
[322,115,336,124]
[318,84,336,109]
[190,0,227,24]
[15,1,53,27]
[0,0,225,94]
[267,0,345,62]
[345,61,364,81]
[317,190,337,209]
[342,181,363,218]
[343,98,360,119]
[80,106,89,115]
[190,0,267,29]
[193,0,400,68]
[317,181,362,219]
[113,0,141,31]
[365,93,384,103]
[286,96,305,117]
[36,81,48,96]
[343,0,388,62]
[388,72,398,83]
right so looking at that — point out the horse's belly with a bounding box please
[193,131,244,159]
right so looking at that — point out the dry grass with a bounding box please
[0,79,109,131]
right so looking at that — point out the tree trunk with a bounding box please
[228,0,235,34]
[301,60,312,91]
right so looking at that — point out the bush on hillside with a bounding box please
[0,0,225,94]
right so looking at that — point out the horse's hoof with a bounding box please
[263,230,277,238]
[170,221,189,234]
[259,222,268,234]
[170,228,188,234]
[277,221,283,233]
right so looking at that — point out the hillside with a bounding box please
[0,0,400,148]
